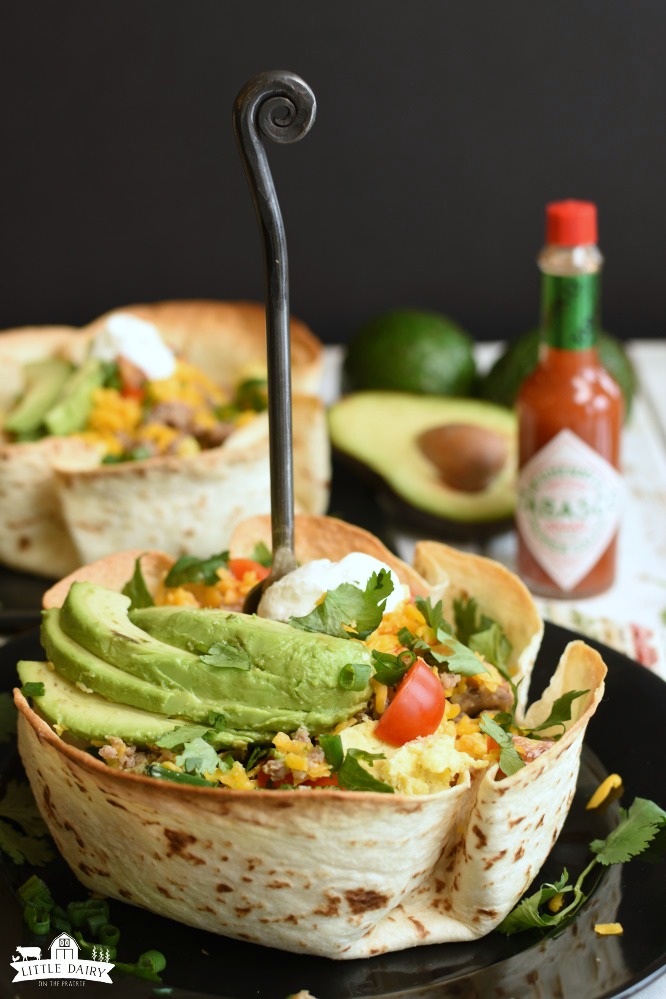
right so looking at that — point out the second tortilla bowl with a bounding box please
[0,300,328,578]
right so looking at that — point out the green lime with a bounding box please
[477,328,636,420]
[343,309,476,396]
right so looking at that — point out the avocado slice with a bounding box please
[41,608,269,746]
[130,604,372,736]
[41,606,204,718]
[17,660,184,746]
[55,582,372,740]
[43,356,108,436]
[4,358,74,437]
[328,392,517,539]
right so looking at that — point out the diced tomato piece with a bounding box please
[229,558,270,581]
[374,659,445,747]
[303,774,339,788]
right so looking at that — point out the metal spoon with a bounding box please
[233,71,316,614]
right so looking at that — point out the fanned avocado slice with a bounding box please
[4,358,73,436]
[17,660,184,746]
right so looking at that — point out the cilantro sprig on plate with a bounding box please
[499,796,666,934]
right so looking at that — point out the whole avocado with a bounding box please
[478,328,636,421]
[344,309,476,396]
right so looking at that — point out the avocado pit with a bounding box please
[417,423,508,493]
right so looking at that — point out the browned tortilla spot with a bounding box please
[408,916,429,938]
[62,821,85,850]
[482,849,508,871]
[216,883,233,893]
[345,889,391,914]
[514,845,525,861]
[164,828,205,864]
[314,894,342,917]
[472,824,487,848]
[42,785,56,820]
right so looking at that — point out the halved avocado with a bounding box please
[328,392,516,539]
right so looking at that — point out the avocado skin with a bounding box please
[4,358,73,436]
[18,660,185,746]
[43,356,108,436]
[344,309,476,396]
[477,328,636,421]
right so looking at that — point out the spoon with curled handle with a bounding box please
[233,71,317,614]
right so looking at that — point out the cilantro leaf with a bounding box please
[338,750,394,793]
[290,569,394,640]
[155,724,211,749]
[529,690,589,738]
[0,818,54,865]
[122,556,155,610]
[479,714,525,776]
[0,780,51,837]
[590,797,666,865]
[319,735,394,793]
[199,641,252,670]
[0,692,17,743]
[416,596,454,637]
[498,870,574,935]
[453,596,485,647]
[499,794,666,936]
[469,622,512,675]
[175,737,222,776]
[414,597,488,677]
[250,541,272,568]
[165,551,229,587]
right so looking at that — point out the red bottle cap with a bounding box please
[545,200,598,246]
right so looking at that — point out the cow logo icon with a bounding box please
[10,932,114,983]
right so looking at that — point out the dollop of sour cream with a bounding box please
[257,552,407,623]
[90,313,177,380]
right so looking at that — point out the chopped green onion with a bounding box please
[20,682,45,698]
[147,764,217,787]
[338,662,373,691]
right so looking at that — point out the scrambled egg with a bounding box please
[339,718,487,795]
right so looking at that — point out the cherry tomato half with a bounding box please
[374,659,445,747]
[228,558,270,581]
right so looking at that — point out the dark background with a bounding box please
[1,1,664,344]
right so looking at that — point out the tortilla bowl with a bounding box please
[0,302,327,577]
[15,516,607,959]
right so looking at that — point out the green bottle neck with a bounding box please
[540,272,600,350]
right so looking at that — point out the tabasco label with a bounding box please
[517,429,624,592]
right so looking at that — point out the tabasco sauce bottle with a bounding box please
[516,200,624,598]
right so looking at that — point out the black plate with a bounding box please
[1,626,665,999]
